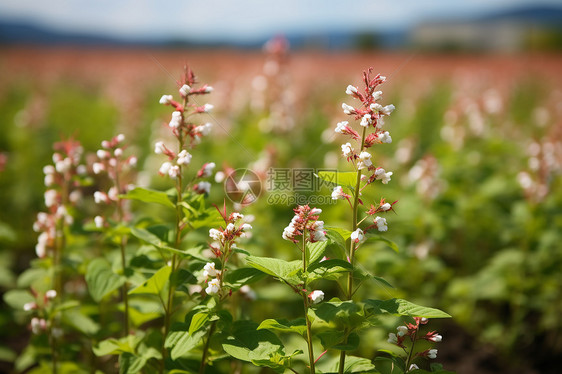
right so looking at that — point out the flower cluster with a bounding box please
[23,289,58,335]
[387,317,442,370]
[34,139,86,258]
[282,205,327,244]
[332,69,397,233]
[155,67,215,193]
[92,134,137,228]
[204,207,252,296]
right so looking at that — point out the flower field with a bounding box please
[0,45,561,373]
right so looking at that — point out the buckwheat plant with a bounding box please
[91,133,137,335]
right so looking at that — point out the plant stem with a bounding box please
[301,233,316,374]
[339,126,367,374]
[404,327,418,371]
[199,321,217,374]
[114,162,130,336]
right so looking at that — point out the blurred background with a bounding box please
[1,0,561,373]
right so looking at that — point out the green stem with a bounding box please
[114,162,130,336]
[199,321,217,374]
[339,126,367,374]
[404,327,418,371]
[302,233,316,374]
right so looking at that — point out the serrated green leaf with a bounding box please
[311,299,365,329]
[307,240,329,265]
[365,299,451,318]
[168,329,208,359]
[308,259,353,282]
[121,187,174,208]
[246,256,302,285]
[257,318,307,337]
[86,258,125,302]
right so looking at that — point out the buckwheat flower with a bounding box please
[332,186,346,200]
[203,104,214,113]
[341,142,354,158]
[342,103,356,115]
[387,333,398,344]
[205,278,220,295]
[381,171,393,184]
[231,212,244,221]
[44,174,54,187]
[116,134,125,143]
[372,90,383,101]
[196,122,213,136]
[346,85,358,96]
[374,216,388,231]
[179,84,191,96]
[44,189,58,207]
[97,149,108,159]
[370,103,383,113]
[198,162,215,177]
[159,162,172,175]
[154,141,166,155]
[92,162,104,174]
[168,165,181,179]
[242,223,252,231]
[46,290,57,299]
[43,165,55,175]
[176,150,192,165]
[77,164,87,175]
[101,140,111,148]
[375,168,393,184]
[23,302,36,311]
[108,187,119,201]
[169,111,182,129]
[226,223,236,233]
[94,191,108,204]
[282,225,296,241]
[194,181,211,194]
[360,114,371,127]
[358,151,372,169]
[427,332,443,342]
[350,228,365,244]
[397,325,408,337]
[409,364,419,371]
[382,104,395,116]
[377,131,392,144]
[311,229,327,242]
[203,262,218,277]
[239,285,256,300]
[209,228,224,242]
[381,203,392,211]
[128,156,137,167]
[428,349,438,359]
[31,317,42,334]
[159,95,173,105]
[309,290,324,304]
[335,121,348,134]
[204,86,214,93]
[94,215,104,228]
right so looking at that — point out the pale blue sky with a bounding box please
[0,0,560,42]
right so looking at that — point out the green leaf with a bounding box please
[307,240,329,265]
[188,312,209,335]
[119,352,146,374]
[365,234,399,252]
[364,299,451,318]
[308,259,353,282]
[257,318,307,337]
[374,356,405,374]
[61,309,100,336]
[86,258,125,302]
[311,299,365,329]
[168,328,208,360]
[121,187,174,208]
[317,171,358,189]
[16,268,47,288]
[372,275,395,289]
[130,227,183,255]
[343,356,377,373]
[246,256,302,285]
[224,267,267,290]
[129,265,171,303]
[318,331,359,351]
[3,289,35,310]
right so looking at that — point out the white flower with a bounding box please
[226,223,235,232]
[375,168,393,184]
[196,122,213,136]
[342,103,355,115]
[409,364,419,371]
[159,161,172,175]
[94,215,104,228]
[116,134,125,143]
[382,104,395,116]
[169,111,182,129]
[370,103,383,112]
[372,90,383,101]
[31,317,42,334]
[177,150,192,165]
[231,212,244,221]
[350,228,365,244]
[108,187,119,201]
[46,290,57,299]
[93,191,107,204]
[360,114,371,127]
[311,229,327,242]
[179,84,191,96]
[159,94,173,104]
[397,325,408,337]
[203,104,214,112]
[430,333,443,342]
[205,278,220,295]
[374,216,388,232]
[242,223,252,231]
[335,121,348,133]
[43,165,55,175]
[93,162,104,174]
[332,186,346,200]
[203,262,218,277]
[309,290,324,304]
[44,189,58,207]
[282,225,296,241]
[76,165,87,175]
[381,171,393,184]
[44,174,54,186]
[200,162,215,177]
[427,349,438,359]
[194,181,211,194]
[239,285,256,300]
[341,142,354,157]
[97,149,108,159]
[128,156,137,167]
[381,203,392,211]
[101,140,111,149]
[23,302,36,311]
[358,151,372,169]
[310,208,322,215]
[168,165,181,179]
[154,141,166,154]
[377,131,392,144]
[209,228,224,241]
[345,85,358,95]
[387,333,398,344]
[204,86,214,93]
